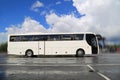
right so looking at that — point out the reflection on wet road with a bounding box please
[0,53,120,80]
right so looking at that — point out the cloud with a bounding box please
[45,0,120,43]
[31,0,44,12]
[72,0,120,39]
[46,13,89,32]
[0,17,47,43]
[56,1,61,5]
[6,17,47,34]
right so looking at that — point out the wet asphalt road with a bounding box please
[0,53,120,80]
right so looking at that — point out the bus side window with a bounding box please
[43,35,48,41]
[71,35,75,40]
[75,34,84,40]
[33,35,47,41]
[21,36,27,41]
[33,35,39,41]
[21,35,34,41]
[10,36,22,42]
[15,36,21,41]
[48,35,60,41]
[61,34,72,40]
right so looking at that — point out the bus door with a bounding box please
[38,35,47,55]
[38,41,45,55]
[86,34,98,54]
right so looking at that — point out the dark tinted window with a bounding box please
[10,36,16,41]
[10,34,84,42]
[21,35,34,41]
[10,36,21,41]
[61,34,72,40]
[10,35,48,41]
[48,35,60,41]
[34,35,47,41]
[74,34,84,40]
[86,34,97,47]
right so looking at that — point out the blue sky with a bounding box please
[0,0,33,31]
[0,0,79,32]
[0,0,120,44]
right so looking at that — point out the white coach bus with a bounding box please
[8,32,99,57]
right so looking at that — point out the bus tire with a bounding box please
[76,49,85,57]
[25,49,33,57]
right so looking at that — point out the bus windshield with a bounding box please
[86,34,98,54]
[86,34,97,47]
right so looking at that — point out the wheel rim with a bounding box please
[77,49,84,57]
[26,51,32,57]
[78,50,83,55]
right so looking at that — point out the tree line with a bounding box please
[0,42,7,53]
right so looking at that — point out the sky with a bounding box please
[0,0,120,44]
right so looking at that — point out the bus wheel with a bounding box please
[25,49,33,57]
[76,49,85,57]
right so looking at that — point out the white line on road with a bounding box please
[87,65,111,80]
[87,65,95,72]
[97,72,111,80]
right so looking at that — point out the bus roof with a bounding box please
[9,32,95,36]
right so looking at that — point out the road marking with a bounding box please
[87,65,111,80]
[87,65,95,72]
[97,72,111,80]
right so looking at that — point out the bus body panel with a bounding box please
[44,40,91,55]
[8,41,92,56]
[8,41,39,55]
